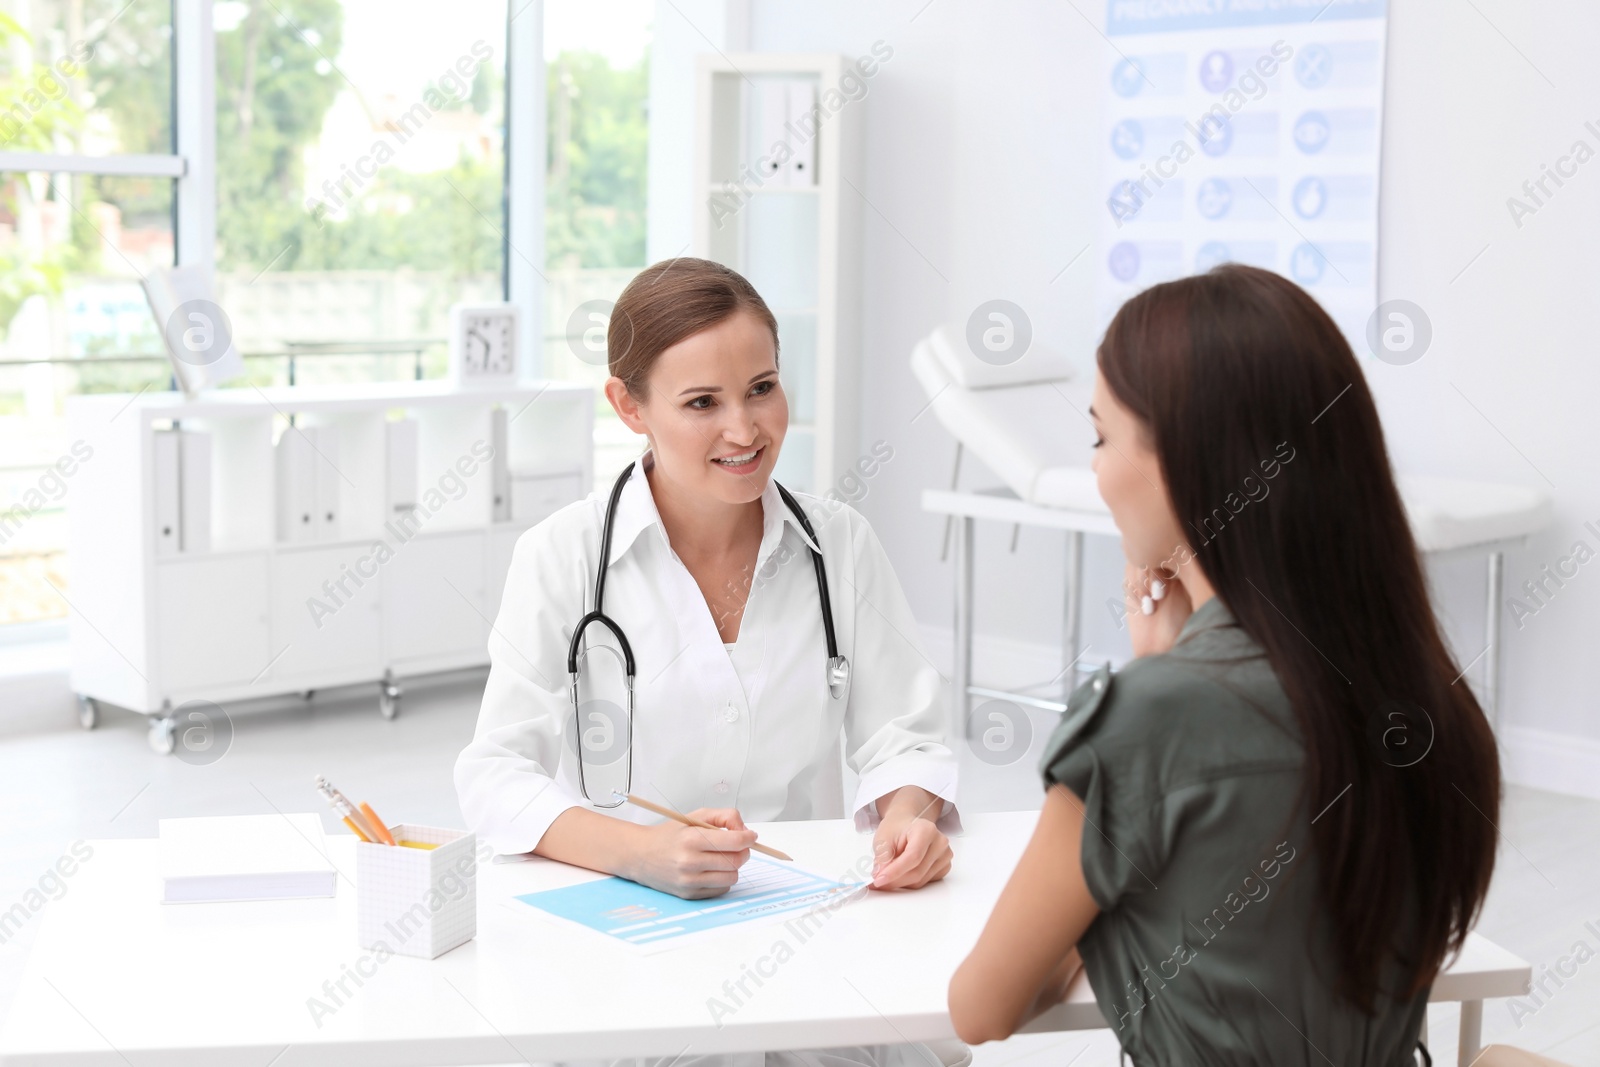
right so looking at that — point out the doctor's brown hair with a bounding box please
[608,258,780,397]
[1097,264,1500,1011]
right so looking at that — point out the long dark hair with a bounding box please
[1097,264,1500,1009]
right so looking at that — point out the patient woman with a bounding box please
[949,264,1501,1064]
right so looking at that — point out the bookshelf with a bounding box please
[693,53,865,494]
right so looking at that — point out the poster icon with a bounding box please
[1290,243,1327,285]
[1295,44,1332,89]
[1293,177,1328,219]
[1112,58,1147,97]
[1196,177,1233,219]
[1197,112,1232,157]
[1294,111,1331,154]
[1111,119,1144,159]
[1198,50,1234,92]
[1108,242,1141,283]
[1196,241,1232,272]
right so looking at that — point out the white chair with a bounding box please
[911,324,1553,728]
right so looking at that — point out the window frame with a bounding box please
[0,0,190,251]
[506,0,545,378]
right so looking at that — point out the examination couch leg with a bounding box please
[1459,999,1483,1067]
[953,515,974,739]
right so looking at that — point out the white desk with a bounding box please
[0,812,1529,1066]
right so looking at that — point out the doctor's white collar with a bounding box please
[602,452,823,568]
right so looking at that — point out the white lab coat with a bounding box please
[455,455,961,856]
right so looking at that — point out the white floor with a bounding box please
[1,675,1596,1066]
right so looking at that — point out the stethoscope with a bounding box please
[566,460,850,807]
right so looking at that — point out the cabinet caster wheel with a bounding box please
[77,695,99,730]
[379,683,401,720]
[148,715,177,755]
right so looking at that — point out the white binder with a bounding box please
[785,80,817,186]
[490,407,511,523]
[154,429,213,555]
[313,425,341,542]
[385,418,419,518]
[179,430,212,554]
[153,430,181,558]
[275,427,319,543]
[756,78,792,187]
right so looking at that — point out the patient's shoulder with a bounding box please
[1041,648,1301,803]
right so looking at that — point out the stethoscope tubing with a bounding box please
[565,460,847,806]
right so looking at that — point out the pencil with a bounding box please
[621,793,793,862]
[316,776,382,843]
[360,802,397,846]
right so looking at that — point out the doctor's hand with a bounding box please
[625,807,757,900]
[871,787,953,891]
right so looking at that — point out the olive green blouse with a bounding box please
[1039,596,1427,1066]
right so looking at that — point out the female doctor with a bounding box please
[455,257,959,904]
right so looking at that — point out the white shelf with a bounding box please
[67,380,589,420]
[694,53,864,495]
[706,183,821,195]
[64,381,595,730]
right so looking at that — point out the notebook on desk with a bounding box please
[159,814,337,904]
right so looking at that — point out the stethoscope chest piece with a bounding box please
[827,655,850,699]
[567,639,634,809]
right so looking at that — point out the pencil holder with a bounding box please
[355,824,476,960]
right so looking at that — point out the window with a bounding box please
[1,0,179,627]
[214,0,508,386]
[542,1,651,485]
[2,0,174,157]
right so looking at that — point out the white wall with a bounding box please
[646,0,748,263]
[649,0,1600,780]
[1370,0,1598,744]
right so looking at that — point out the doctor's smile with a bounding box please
[711,446,765,474]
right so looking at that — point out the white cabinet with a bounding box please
[156,556,270,694]
[65,381,594,752]
[510,472,583,526]
[383,532,489,664]
[268,545,383,684]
